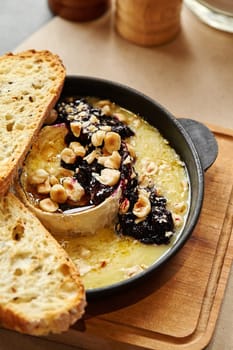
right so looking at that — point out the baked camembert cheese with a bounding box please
[17,97,190,289]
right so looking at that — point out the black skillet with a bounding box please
[60,76,218,299]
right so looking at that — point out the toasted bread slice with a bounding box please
[0,49,66,196]
[0,192,86,335]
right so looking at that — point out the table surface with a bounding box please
[0,1,233,349]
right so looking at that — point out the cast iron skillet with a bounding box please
[60,76,218,299]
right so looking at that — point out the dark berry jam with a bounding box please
[54,97,135,206]
[116,181,174,245]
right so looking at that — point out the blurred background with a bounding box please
[0,0,53,54]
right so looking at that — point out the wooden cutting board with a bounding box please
[47,125,233,350]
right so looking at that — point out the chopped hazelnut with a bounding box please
[104,132,121,153]
[145,161,158,175]
[122,265,145,277]
[50,184,68,203]
[133,189,151,218]
[88,124,98,133]
[61,147,76,164]
[78,111,87,118]
[91,130,106,147]
[139,174,154,188]
[37,178,51,194]
[49,175,59,186]
[90,115,99,124]
[101,104,111,116]
[173,202,187,214]
[93,168,120,186]
[39,198,59,212]
[99,125,112,132]
[84,150,99,164]
[141,159,158,175]
[63,177,85,202]
[29,169,49,185]
[69,142,86,157]
[70,121,82,137]
[98,151,121,169]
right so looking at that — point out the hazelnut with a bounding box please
[39,198,59,212]
[50,184,68,203]
[63,177,85,202]
[145,161,158,175]
[91,130,106,147]
[70,122,82,137]
[99,125,112,132]
[101,104,111,116]
[104,132,121,153]
[93,168,120,186]
[29,169,49,185]
[123,265,145,278]
[37,178,51,194]
[49,175,59,186]
[90,115,99,124]
[173,202,187,214]
[69,142,86,157]
[88,124,98,133]
[98,151,121,170]
[78,111,88,119]
[60,147,76,164]
[133,190,151,218]
[84,150,99,164]
[65,105,73,114]
[139,174,154,188]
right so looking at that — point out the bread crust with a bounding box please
[0,192,86,335]
[0,50,87,335]
[0,50,66,197]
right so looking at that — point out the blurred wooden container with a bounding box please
[115,0,183,46]
[48,0,110,22]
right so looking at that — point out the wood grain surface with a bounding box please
[46,126,233,350]
[115,0,182,46]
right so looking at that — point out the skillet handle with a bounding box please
[178,118,218,171]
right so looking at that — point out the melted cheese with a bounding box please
[21,99,189,290]
[57,101,189,290]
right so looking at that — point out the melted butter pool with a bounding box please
[59,227,170,289]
